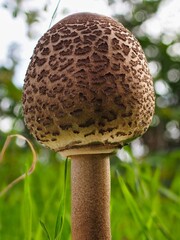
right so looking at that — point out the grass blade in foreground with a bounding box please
[54,158,68,240]
[40,220,52,240]
[35,178,61,240]
[116,170,153,240]
[0,134,37,197]
[23,168,32,240]
[49,0,61,28]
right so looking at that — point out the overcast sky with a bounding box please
[0,0,180,88]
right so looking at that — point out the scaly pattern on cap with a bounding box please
[23,12,155,156]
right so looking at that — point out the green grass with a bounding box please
[22,168,32,240]
[0,145,180,240]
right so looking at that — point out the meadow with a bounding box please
[0,139,179,240]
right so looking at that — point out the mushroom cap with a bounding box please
[22,12,155,157]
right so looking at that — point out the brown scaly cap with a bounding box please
[22,12,155,157]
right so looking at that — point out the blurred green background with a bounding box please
[0,0,180,239]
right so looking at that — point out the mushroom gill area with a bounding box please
[22,13,155,154]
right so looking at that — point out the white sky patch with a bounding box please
[117,148,132,163]
[155,80,170,96]
[57,0,112,15]
[165,120,180,140]
[0,117,13,132]
[142,0,180,38]
[131,138,149,158]
[0,8,27,63]
[16,137,26,147]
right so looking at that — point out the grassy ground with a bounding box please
[0,143,180,240]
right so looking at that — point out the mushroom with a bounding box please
[22,12,155,239]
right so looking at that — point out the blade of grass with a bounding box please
[159,186,180,204]
[116,170,143,225]
[54,157,68,240]
[40,220,52,240]
[0,134,37,197]
[49,0,61,28]
[116,170,152,240]
[34,180,61,240]
[23,167,32,240]
[0,195,2,239]
[154,216,174,240]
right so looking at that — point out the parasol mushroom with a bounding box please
[22,12,155,240]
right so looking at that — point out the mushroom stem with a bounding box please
[71,154,111,240]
